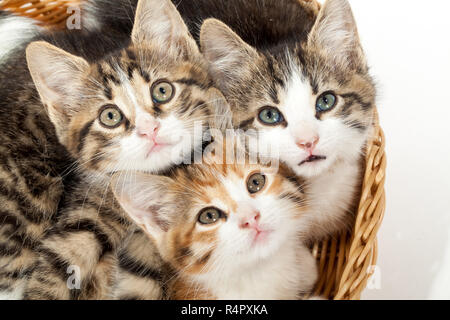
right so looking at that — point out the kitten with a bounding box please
[0,0,227,299]
[81,0,375,239]
[112,149,318,300]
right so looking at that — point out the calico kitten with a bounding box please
[199,0,376,239]
[112,150,318,300]
[81,0,375,239]
[0,0,227,299]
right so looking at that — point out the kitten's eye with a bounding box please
[258,107,284,125]
[316,92,337,112]
[198,207,222,225]
[99,105,124,128]
[151,80,174,104]
[247,173,266,194]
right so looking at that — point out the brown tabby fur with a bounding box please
[0,0,226,299]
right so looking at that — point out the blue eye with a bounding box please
[258,107,284,125]
[316,92,337,112]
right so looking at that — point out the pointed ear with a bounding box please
[206,88,233,132]
[200,18,260,92]
[111,172,177,243]
[131,0,199,56]
[307,0,366,70]
[26,41,89,135]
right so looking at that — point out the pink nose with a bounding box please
[240,211,261,229]
[137,118,160,140]
[296,136,319,152]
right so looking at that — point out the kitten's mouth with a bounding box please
[145,142,170,158]
[252,228,272,245]
[298,155,327,166]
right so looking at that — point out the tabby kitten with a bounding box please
[0,0,227,299]
[27,13,226,181]
[112,150,318,300]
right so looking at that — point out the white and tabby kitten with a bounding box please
[25,0,228,184]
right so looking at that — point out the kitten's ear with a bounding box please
[200,18,260,92]
[26,41,89,134]
[131,0,199,56]
[206,88,233,132]
[111,172,176,243]
[307,0,366,70]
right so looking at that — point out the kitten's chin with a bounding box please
[104,153,179,175]
[115,139,198,173]
[245,230,290,261]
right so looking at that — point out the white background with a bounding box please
[327,0,450,299]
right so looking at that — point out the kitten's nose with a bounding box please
[296,136,319,153]
[240,211,261,229]
[137,117,160,140]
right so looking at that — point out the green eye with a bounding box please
[151,80,174,104]
[99,105,123,128]
[198,207,222,225]
[247,173,266,194]
[316,92,337,112]
[258,107,284,125]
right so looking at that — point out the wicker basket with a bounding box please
[0,0,386,300]
[313,117,386,299]
[0,0,79,27]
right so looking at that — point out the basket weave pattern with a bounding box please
[0,0,386,300]
[313,118,386,299]
[0,0,79,27]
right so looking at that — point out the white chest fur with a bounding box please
[304,159,362,240]
[191,243,317,300]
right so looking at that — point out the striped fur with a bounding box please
[0,0,227,299]
[23,181,130,299]
[22,177,168,299]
